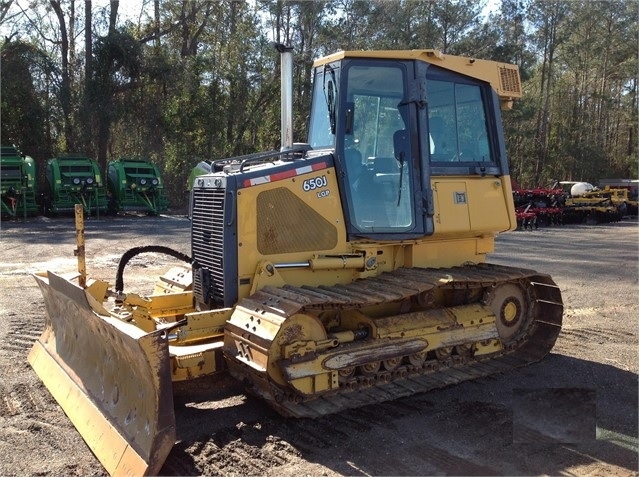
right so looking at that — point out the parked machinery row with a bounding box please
[0,149,169,218]
[512,181,638,229]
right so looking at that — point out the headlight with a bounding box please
[140,178,147,185]
[86,177,94,185]
[73,177,81,185]
[151,178,159,186]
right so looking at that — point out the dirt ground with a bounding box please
[0,213,637,477]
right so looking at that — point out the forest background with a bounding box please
[1,0,637,208]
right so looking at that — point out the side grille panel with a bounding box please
[498,65,522,97]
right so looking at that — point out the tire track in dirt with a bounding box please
[163,394,449,476]
[163,423,305,476]
[164,400,406,476]
[1,310,44,355]
[560,326,634,344]
[0,382,54,417]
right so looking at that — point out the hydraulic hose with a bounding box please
[115,245,192,293]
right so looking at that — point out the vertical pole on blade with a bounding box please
[74,204,87,288]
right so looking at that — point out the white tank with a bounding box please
[570,182,594,197]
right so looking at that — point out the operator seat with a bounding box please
[428,116,454,161]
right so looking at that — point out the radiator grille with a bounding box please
[191,187,226,304]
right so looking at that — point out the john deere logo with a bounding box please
[454,192,467,204]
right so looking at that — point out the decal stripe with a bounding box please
[270,169,299,181]
[242,161,327,188]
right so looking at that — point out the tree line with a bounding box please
[1,0,637,207]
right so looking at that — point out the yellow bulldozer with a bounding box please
[28,46,563,476]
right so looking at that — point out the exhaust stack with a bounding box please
[274,43,294,151]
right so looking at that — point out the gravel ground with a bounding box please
[0,213,637,476]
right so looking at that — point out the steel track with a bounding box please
[228,263,563,418]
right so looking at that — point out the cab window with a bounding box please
[427,80,493,163]
[308,66,338,149]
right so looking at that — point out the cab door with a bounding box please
[337,59,429,240]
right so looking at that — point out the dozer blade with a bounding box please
[27,271,176,476]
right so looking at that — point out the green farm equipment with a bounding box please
[43,154,109,216]
[106,158,168,214]
[0,145,39,218]
[187,160,214,190]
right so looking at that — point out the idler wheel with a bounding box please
[485,283,529,342]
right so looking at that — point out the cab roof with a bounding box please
[313,49,522,109]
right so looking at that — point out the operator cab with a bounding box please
[307,52,510,241]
